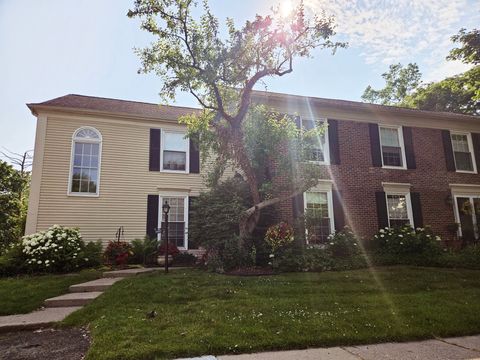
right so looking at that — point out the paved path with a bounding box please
[177,335,480,360]
[0,267,162,332]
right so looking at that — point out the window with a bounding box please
[451,133,476,172]
[379,126,406,168]
[159,196,188,248]
[386,193,412,227]
[304,191,334,244]
[301,118,329,164]
[69,127,101,196]
[161,131,188,172]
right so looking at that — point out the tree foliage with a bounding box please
[447,28,480,65]
[361,63,422,105]
[0,160,27,253]
[128,0,345,236]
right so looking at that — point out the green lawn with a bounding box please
[63,267,480,360]
[0,269,102,315]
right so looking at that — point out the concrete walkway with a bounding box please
[0,267,162,332]
[177,335,480,360]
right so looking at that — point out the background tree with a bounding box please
[0,160,26,253]
[128,0,345,237]
[447,28,480,65]
[361,63,422,105]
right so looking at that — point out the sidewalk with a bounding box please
[177,335,480,360]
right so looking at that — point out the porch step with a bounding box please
[44,291,103,307]
[103,267,160,278]
[69,277,123,292]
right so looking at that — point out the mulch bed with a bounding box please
[0,327,90,360]
[226,266,276,276]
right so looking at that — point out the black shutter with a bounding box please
[369,123,382,167]
[375,191,389,229]
[471,133,480,172]
[441,130,456,172]
[328,119,341,165]
[332,190,345,231]
[411,192,423,228]
[403,126,416,169]
[146,195,159,239]
[292,193,304,218]
[189,135,200,174]
[149,129,161,171]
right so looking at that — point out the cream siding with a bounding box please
[31,114,218,244]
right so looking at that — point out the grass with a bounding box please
[63,266,480,360]
[0,269,102,315]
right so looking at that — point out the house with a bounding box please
[25,92,480,249]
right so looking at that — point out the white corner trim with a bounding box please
[382,182,411,193]
[25,115,48,235]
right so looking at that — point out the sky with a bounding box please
[0,0,479,158]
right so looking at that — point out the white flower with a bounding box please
[435,236,441,241]
[398,235,403,238]
[37,260,42,264]
[380,235,384,238]
[379,229,385,233]
[269,254,275,258]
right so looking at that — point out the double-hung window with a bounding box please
[161,131,188,172]
[69,127,102,196]
[159,195,188,249]
[451,132,476,173]
[379,126,406,168]
[301,118,329,164]
[386,193,413,228]
[304,190,334,244]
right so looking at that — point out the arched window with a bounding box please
[69,127,102,195]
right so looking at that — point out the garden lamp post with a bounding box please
[162,200,171,273]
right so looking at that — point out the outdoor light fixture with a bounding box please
[162,200,170,273]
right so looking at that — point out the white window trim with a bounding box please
[160,130,190,174]
[301,118,330,165]
[303,187,335,244]
[67,126,102,197]
[384,191,413,228]
[450,131,477,174]
[158,192,189,250]
[378,125,407,170]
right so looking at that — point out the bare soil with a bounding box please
[0,327,90,360]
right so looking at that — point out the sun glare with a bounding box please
[280,0,294,17]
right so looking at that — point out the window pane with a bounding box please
[382,146,403,167]
[451,134,469,152]
[164,133,187,151]
[387,194,409,226]
[74,143,83,155]
[454,151,474,171]
[163,151,186,170]
[91,144,99,156]
[71,180,80,192]
[306,192,327,204]
[306,192,329,218]
[83,143,92,156]
[380,127,400,147]
[91,156,99,168]
[307,218,331,244]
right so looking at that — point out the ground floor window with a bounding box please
[304,190,334,244]
[386,193,413,228]
[158,195,189,249]
[454,196,480,241]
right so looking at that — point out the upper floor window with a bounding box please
[301,118,329,164]
[161,131,188,172]
[69,127,102,196]
[379,125,406,168]
[451,132,476,173]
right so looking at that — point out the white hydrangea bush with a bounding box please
[21,225,91,272]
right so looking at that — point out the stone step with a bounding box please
[69,277,123,293]
[0,307,81,333]
[103,267,161,278]
[44,291,103,307]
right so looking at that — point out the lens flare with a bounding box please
[280,0,294,17]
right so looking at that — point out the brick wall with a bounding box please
[274,120,480,244]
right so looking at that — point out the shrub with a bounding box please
[325,227,362,258]
[21,225,97,273]
[0,243,25,277]
[173,252,197,266]
[158,242,180,256]
[79,241,103,268]
[204,236,251,272]
[104,240,133,267]
[131,236,158,265]
[265,222,294,253]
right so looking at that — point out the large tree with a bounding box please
[128,0,345,237]
[447,28,480,65]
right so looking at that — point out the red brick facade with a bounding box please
[275,119,480,244]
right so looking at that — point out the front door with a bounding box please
[455,196,480,242]
[159,196,188,249]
